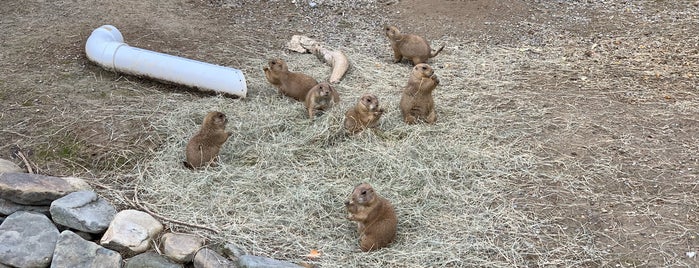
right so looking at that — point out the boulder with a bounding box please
[194,248,235,268]
[161,232,205,263]
[100,209,163,256]
[50,190,116,233]
[51,230,122,268]
[238,255,302,268]
[125,251,182,268]
[0,159,22,174]
[0,198,50,216]
[0,173,90,205]
[221,243,246,260]
[0,211,59,267]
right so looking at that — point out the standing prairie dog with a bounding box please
[304,82,340,119]
[184,111,232,169]
[399,63,439,124]
[344,93,384,134]
[263,58,318,101]
[344,182,397,252]
[384,25,444,65]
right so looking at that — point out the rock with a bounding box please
[0,173,90,205]
[194,248,235,268]
[100,209,163,257]
[0,198,50,216]
[0,211,59,267]
[286,35,320,53]
[0,159,22,174]
[161,232,205,263]
[221,243,246,260]
[61,176,93,192]
[51,230,122,268]
[125,251,182,268]
[238,255,302,268]
[50,190,116,233]
[73,230,95,241]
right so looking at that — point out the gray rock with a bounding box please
[100,209,163,257]
[0,159,23,174]
[50,190,116,233]
[194,248,235,268]
[125,251,182,268]
[0,173,90,205]
[0,198,50,216]
[51,230,122,268]
[0,211,59,268]
[221,243,246,260]
[238,255,302,268]
[72,230,95,241]
[161,233,205,263]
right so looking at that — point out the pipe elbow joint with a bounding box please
[85,25,125,70]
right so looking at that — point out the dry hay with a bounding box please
[130,31,607,267]
[127,1,699,267]
[1,0,696,266]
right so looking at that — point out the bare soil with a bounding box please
[1,0,697,267]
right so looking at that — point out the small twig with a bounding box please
[132,184,221,234]
[15,150,34,174]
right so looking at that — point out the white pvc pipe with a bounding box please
[85,25,247,98]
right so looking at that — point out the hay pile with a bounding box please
[130,29,608,266]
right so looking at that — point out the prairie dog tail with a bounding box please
[430,44,445,58]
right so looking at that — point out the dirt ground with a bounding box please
[1,0,698,267]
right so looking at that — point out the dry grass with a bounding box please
[129,2,699,266]
[130,33,603,266]
[1,1,697,267]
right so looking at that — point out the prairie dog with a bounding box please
[184,111,232,169]
[344,94,384,134]
[304,82,340,119]
[344,183,397,252]
[384,25,444,65]
[263,58,318,101]
[399,63,439,124]
[263,58,286,93]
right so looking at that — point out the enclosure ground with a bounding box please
[1,0,697,267]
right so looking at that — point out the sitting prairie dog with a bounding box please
[344,93,384,134]
[304,82,340,119]
[399,63,439,124]
[344,182,397,252]
[384,25,444,65]
[263,58,286,92]
[184,111,232,169]
[263,58,318,101]
[309,44,350,83]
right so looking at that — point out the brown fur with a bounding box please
[263,58,318,101]
[384,25,444,65]
[399,63,439,124]
[184,111,232,169]
[344,182,397,252]
[263,58,286,92]
[344,93,384,134]
[304,82,340,119]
